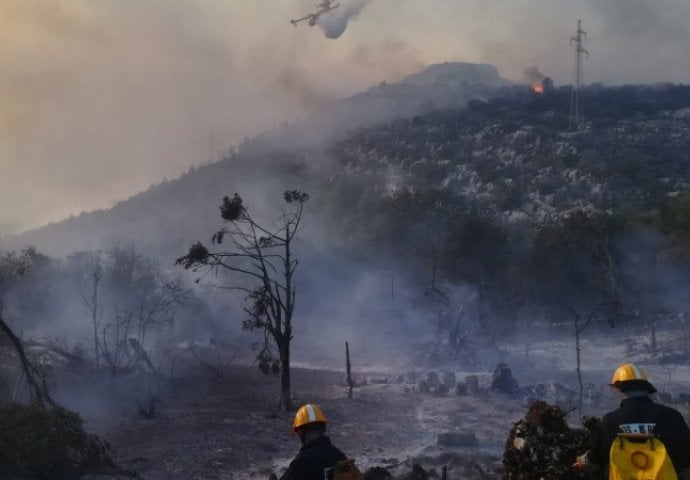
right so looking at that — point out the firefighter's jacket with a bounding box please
[279,436,347,480]
[588,395,690,471]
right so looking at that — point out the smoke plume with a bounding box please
[522,66,546,85]
[317,0,373,39]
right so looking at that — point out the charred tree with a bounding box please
[0,313,55,408]
[177,190,308,411]
[187,342,238,380]
[0,249,55,408]
[649,321,657,356]
[423,257,473,359]
[79,271,102,369]
[23,339,86,369]
[346,341,353,398]
[532,213,628,412]
[559,211,627,324]
[92,247,186,376]
[568,303,604,415]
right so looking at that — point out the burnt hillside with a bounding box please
[323,83,690,224]
[6,75,690,345]
[8,73,690,264]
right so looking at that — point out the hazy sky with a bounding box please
[2,0,690,235]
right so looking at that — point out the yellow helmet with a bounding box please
[610,363,656,393]
[292,404,327,432]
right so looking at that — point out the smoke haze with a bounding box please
[2,0,690,235]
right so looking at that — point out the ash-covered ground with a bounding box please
[55,333,690,480]
[76,363,511,480]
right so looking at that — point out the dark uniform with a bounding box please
[587,395,690,471]
[279,436,347,480]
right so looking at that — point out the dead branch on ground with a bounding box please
[187,342,239,380]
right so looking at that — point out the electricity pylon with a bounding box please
[569,19,589,132]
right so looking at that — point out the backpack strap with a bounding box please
[616,433,660,452]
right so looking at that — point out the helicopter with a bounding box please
[290,0,339,27]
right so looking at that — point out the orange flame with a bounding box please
[532,82,545,94]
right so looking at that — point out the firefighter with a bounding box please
[573,363,690,478]
[279,404,347,480]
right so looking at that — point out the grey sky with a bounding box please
[1,0,689,235]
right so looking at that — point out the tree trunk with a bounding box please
[575,319,583,416]
[278,336,292,411]
[92,273,101,368]
[390,269,395,303]
[346,342,353,398]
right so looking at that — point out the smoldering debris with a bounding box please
[503,401,603,480]
[358,455,499,480]
[364,466,394,480]
[436,431,478,448]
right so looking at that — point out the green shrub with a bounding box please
[0,402,114,479]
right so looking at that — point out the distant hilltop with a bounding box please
[401,62,511,88]
[3,61,517,257]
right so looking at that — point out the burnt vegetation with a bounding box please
[310,82,690,348]
[503,401,603,480]
[3,78,690,478]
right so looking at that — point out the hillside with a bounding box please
[6,68,690,266]
[324,84,690,224]
[4,62,511,260]
[5,64,690,351]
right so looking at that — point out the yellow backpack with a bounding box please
[609,434,678,480]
